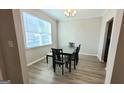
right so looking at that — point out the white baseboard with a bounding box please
[79,53,97,56]
[27,56,46,67]
[101,59,104,62]
[97,55,104,62]
[105,67,107,71]
[79,53,104,63]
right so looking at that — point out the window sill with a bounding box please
[25,44,53,50]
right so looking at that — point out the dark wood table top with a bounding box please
[60,46,76,55]
[47,46,76,56]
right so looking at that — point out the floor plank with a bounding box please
[28,55,106,84]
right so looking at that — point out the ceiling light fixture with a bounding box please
[64,9,77,17]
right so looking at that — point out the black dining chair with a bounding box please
[71,47,80,69]
[76,44,81,65]
[51,48,66,75]
[68,44,81,68]
[78,44,81,51]
[64,47,79,70]
[76,44,81,64]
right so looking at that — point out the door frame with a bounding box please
[101,18,114,61]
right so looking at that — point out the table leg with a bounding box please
[46,55,48,63]
[53,63,56,72]
[69,56,71,72]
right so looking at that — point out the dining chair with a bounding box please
[76,44,81,65]
[46,52,53,64]
[71,47,79,69]
[51,48,66,75]
[64,47,79,70]
[79,44,81,51]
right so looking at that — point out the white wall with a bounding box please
[20,9,58,65]
[58,17,102,56]
[98,10,116,61]
[97,10,123,83]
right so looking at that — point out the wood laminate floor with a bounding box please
[28,55,106,84]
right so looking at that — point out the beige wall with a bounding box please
[20,9,58,65]
[0,9,24,83]
[0,45,5,80]
[97,10,123,83]
[58,17,102,56]
[12,9,29,83]
[0,68,3,80]
[0,41,8,80]
[0,46,3,80]
[111,13,124,83]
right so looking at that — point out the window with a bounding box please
[22,12,52,48]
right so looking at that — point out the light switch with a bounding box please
[8,41,14,48]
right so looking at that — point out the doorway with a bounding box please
[103,19,113,62]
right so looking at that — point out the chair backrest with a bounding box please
[72,47,79,58]
[78,44,81,52]
[51,48,63,61]
[76,47,80,54]
[73,47,80,63]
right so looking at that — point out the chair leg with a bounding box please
[74,60,76,70]
[65,62,68,69]
[54,63,56,72]
[69,59,71,72]
[76,55,79,65]
[62,65,64,75]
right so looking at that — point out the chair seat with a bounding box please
[46,52,53,57]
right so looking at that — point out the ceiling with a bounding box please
[42,9,105,21]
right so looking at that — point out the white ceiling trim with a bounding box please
[41,9,106,21]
